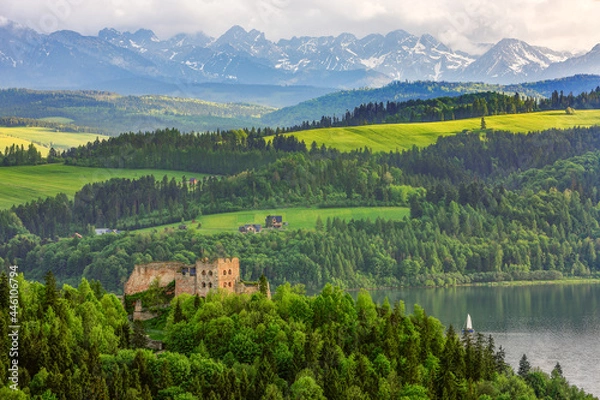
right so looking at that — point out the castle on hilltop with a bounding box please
[124,257,265,298]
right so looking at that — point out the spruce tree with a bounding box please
[131,320,148,349]
[44,271,58,311]
[518,354,531,377]
[259,274,269,296]
[173,299,184,323]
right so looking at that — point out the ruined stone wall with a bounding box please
[124,261,186,295]
[235,281,271,298]
[125,257,246,298]
[175,273,197,297]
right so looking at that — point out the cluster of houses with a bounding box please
[239,215,285,233]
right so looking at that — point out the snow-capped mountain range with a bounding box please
[1,19,598,91]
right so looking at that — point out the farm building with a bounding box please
[239,224,262,233]
[95,228,120,235]
[265,215,283,228]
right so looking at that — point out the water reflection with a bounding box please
[362,283,600,397]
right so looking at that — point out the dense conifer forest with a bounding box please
[3,125,600,293]
[0,274,594,399]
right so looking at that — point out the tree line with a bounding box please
[61,128,311,175]
[1,144,45,166]
[275,91,538,133]
[277,87,600,133]
[538,86,600,110]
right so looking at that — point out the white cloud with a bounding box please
[0,0,599,54]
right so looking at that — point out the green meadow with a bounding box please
[273,110,600,152]
[38,117,76,124]
[0,134,43,154]
[0,126,109,155]
[0,164,206,209]
[137,206,410,234]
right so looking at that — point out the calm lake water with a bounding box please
[365,283,600,397]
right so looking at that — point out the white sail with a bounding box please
[465,314,473,330]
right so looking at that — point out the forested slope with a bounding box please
[3,125,600,293]
[0,274,593,399]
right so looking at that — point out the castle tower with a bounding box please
[194,257,240,297]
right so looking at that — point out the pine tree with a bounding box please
[0,272,9,309]
[551,362,563,379]
[44,271,58,311]
[131,321,148,349]
[259,274,269,296]
[315,215,324,231]
[518,354,531,377]
[173,299,184,323]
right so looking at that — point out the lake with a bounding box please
[365,283,600,397]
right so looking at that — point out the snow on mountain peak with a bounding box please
[0,18,596,89]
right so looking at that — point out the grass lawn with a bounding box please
[0,164,208,209]
[271,110,600,152]
[137,206,410,234]
[0,126,109,154]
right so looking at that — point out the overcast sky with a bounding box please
[1,0,599,54]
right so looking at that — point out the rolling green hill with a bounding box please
[260,75,600,127]
[136,206,410,234]
[0,89,274,135]
[0,132,46,155]
[0,164,207,209]
[269,110,600,152]
[0,126,109,155]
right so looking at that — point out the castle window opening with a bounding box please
[223,270,227,276]
[209,282,212,288]
[228,282,232,287]
[228,269,232,275]
[208,271,213,276]
[202,270,206,275]
[202,282,206,288]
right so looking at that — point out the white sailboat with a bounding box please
[462,314,474,334]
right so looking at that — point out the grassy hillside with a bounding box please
[260,75,600,127]
[0,164,207,209]
[137,206,410,234]
[0,126,109,155]
[271,110,600,152]
[0,133,46,155]
[261,81,508,128]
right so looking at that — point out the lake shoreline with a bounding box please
[345,277,600,292]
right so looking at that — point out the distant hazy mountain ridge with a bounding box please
[1,18,599,92]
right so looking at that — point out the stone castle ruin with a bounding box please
[124,257,265,298]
